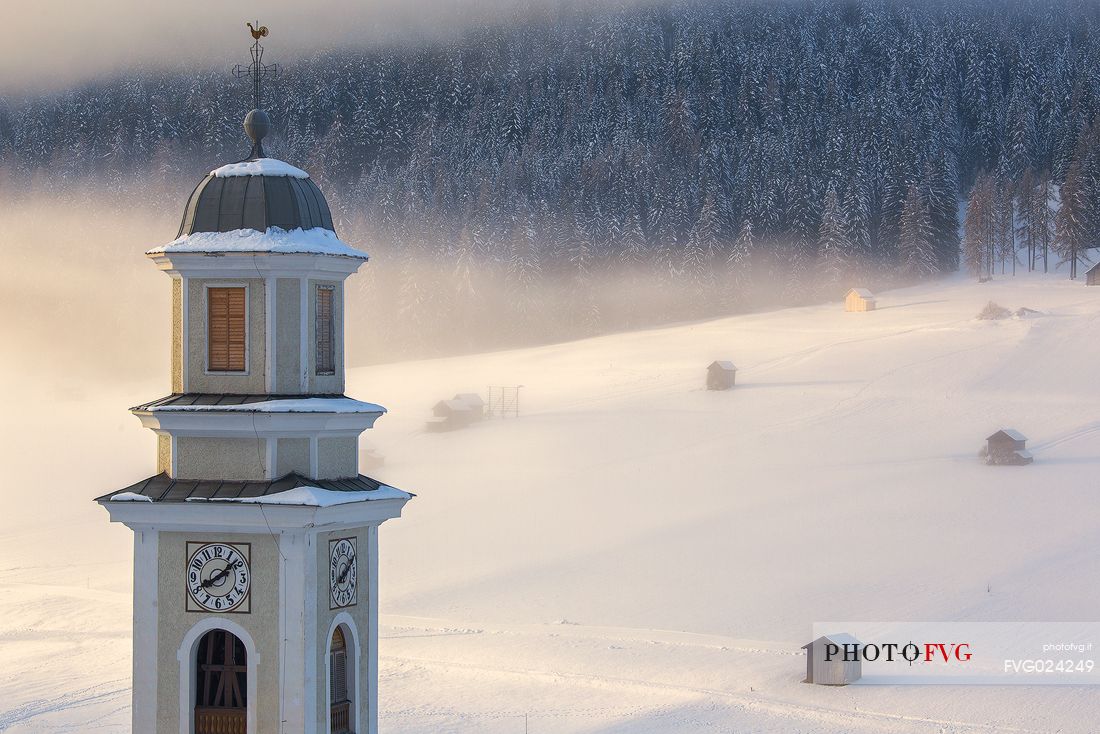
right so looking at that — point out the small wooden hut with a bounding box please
[1086,262,1100,286]
[803,633,862,686]
[845,288,877,312]
[983,429,1033,465]
[707,361,737,390]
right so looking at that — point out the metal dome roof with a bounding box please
[177,170,335,238]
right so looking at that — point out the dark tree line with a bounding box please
[3,0,1100,357]
[963,118,1100,280]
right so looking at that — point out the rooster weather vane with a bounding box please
[234,21,278,111]
[233,22,278,158]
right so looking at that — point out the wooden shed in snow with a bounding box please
[453,393,486,418]
[1086,262,1100,286]
[707,361,737,390]
[427,399,475,432]
[983,429,1033,465]
[803,633,862,686]
[845,288,877,312]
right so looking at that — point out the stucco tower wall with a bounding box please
[315,525,378,734]
[317,436,358,480]
[171,277,184,392]
[174,436,266,481]
[275,277,302,393]
[155,531,281,734]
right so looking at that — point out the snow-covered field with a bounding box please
[2,271,1099,733]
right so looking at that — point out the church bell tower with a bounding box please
[97,25,410,734]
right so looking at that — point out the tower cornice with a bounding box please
[99,495,408,533]
[132,407,385,435]
[148,251,366,279]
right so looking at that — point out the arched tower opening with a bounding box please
[194,629,248,734]
[328,624,355,733]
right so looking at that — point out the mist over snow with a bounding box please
[2,267,1100,732]
[2,0,1100,731]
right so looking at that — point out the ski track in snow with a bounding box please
[0,680,129,731]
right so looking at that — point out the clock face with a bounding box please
[329,537,357,609]
[186,542,251,613]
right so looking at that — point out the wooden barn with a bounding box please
[983,429,1033,465]
[845,288,877,312]
[707,360,737,390]
[803,633,862,686]
[454,393,486,419]
[426,399,475,432]
[1086,262,1100,286]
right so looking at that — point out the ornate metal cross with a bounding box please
[233,21,278,110]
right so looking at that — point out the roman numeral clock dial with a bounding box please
[330,537,357,609]
[186,542,251,613]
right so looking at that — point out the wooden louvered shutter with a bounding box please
[208,287,247,372]
[316,286,335,375]
[331,650,348,702]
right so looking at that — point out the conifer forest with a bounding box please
[3,0,1100,357]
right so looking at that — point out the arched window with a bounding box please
[329,625,353,734]
[194,629,247,734]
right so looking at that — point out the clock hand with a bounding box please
[336,554,356,584]
[202,563,233,589]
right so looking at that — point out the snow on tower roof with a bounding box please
[97,471,413,504]
[210,158,310,178]
[187,485,412,506]
[847,288,875,298]
[132,394,385,414]
[147,227,369,259]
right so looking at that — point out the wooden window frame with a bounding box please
[205,283,250,375]
[315,285,336,376]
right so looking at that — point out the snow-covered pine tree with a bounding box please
[963,175,994,280]
[817,185,852,294]
[615,208,650,327]
[686,194,720,311]
[843,183,872,264]
[451,227,479,349]
[897,185,939,280]
[396,245,429,356]
[567,210,601,334]
[1015,168,1036,272]
[923,154,961,273]
[1033,170,1056,273]
[507,205,544,335]
[618,208,649,267]
[726,219,754,309]
[992,178,1017,275]
[1055,154,1088,279]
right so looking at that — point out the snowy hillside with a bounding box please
[2,271,1099,733]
